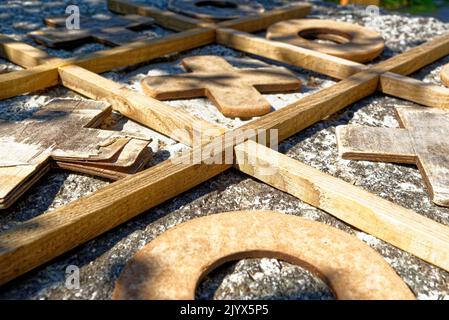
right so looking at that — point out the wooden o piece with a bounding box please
[168,0,264,21]
[141,55,301,118]
[440,63,449,87]
[113,210,415,300]
[267,19,384,63]
[337,106,449,207]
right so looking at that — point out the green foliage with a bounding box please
[382,0,437,13]
[326,0,449,14]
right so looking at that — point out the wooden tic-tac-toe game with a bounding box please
[1,0,449,300]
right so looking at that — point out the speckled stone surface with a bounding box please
[0,0,448,300]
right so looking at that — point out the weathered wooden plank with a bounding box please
[235,140,449,272]
[107,0,207,31]
[0,151,231,285]
[374,32,449,75]
[0,99,153,209]
[380,72,449,110]
[242,70,380,141]
[0,35,56,68]
[0,67,380,283]
[30,15,155,48]
[0,28,215,99]
[337,106,449,207]
[58,65,225,146]
[218,2,312,32]
[216,28,366,80]
[108,0,312,33]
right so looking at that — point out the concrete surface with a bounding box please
[0,0,448,300]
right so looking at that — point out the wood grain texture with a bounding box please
[218,28,449,109]
[0,67,381,282]
[266,19,384,63]
[374,32,449,75]
[337,106,449,207]
[235,140,449,272]
[0,150,231,285]
[0,99,153,209]
[168,0,264,22]
[217,28,366,80]
[58,65,225,146]
[242,70,380,141]
[29,15,155,48]
[218,2,312,32]
[0,28,215,99]
[2,5,449,285]
[108,0,311,33]
[141,55,301,118]
[108,0,207,31]
[380,72,449,110]
[114,210,414,300]
[0,35,57,68]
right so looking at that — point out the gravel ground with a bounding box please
[0,0,449,300]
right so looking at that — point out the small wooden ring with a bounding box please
[113,211,414,300]
[441,63,449,87]
[168,0,264,21]
[267,19,385,62]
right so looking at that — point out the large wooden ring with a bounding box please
[168,0,264,21]
[113,211,414,300]
[267,19,384,62]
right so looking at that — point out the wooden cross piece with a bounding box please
[142,55,301,118]
[30,14,155,48]
[1,0,449,285]
[337,106,449,206]
[0,99,152,209]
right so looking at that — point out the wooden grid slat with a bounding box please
[0,0,449,287]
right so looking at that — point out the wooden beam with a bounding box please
[0,28,214,99]
[216,28,365,80]
[375,33,449,75]
[242,70,380,142]
[0,63,61,100]
[0,35,57,68]
[108,0,312,33]
[107,0,207,31]
[218,28,449,110]
[217,3,312,33]
[0,68,380,284]
[0,152,232,286]
[58,65,225,146]
[234,140,449,272]
[380,72,449,110]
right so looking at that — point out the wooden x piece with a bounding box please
[0,99,152,209]
[141,55,301,118]
[29,14,155,48]
[337,106,449,207]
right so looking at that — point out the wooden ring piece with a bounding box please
[441,63,449,87]
[113,211,414,300]
[267,19,385,62]
[168,0,264,21]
